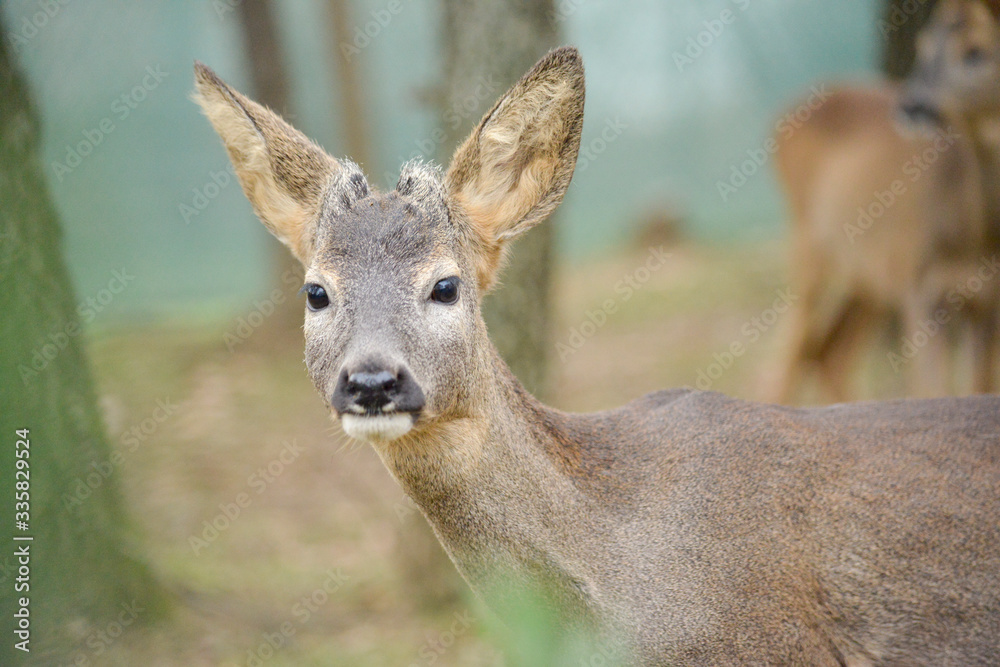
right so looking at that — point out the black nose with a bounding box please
[332,362,425,416]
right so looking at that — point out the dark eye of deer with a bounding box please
[430,277,460,305]
[302,283,330,311]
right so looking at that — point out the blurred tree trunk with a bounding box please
[439,0,559,398]
[237,0,304,333]
[327,0,373,169]
[882,0,940,79]
[0,26,166,664]
[238,1,376,336]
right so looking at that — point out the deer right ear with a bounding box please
[192,62,340,265]
[444,47,585,292]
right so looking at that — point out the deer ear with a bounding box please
[192,62,339,265]
[444,47,585,291]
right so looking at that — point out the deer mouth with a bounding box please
[330,364,426,441]
[339,412,417,442]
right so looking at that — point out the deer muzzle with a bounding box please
[331,361,425,442]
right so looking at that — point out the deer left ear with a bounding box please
[193,62,341,265]
[444,47,585,292]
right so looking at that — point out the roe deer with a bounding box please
[774,0,1000,403]
[194,47,1000,664]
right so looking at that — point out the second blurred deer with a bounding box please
[774,0,1000,402]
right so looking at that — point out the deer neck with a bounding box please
[367,344,606,618]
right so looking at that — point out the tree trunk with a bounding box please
[237,0,305,335]
[439,0,559,399]
[327,0,373,170]
[0,25,166,664]
[881,0,940,79]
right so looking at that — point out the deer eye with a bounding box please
[301,283,330,311]
[430,277,460,305]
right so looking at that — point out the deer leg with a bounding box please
[903,297,952,397]
[773,284,864,404]
[772,311,815,404]
[815,298,878,403]
[772,269,832,404]
[970,307,998,393]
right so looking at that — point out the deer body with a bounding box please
[391,354,1000,664]
[194,42,1000,665]
[775,0,1000,401]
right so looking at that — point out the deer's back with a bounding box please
[558,390,1000,663]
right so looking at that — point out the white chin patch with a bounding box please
[340,413,414,442]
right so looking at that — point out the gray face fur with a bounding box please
[303,162,482,440]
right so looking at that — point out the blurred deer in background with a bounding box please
[194,44,1000,664]
[774,0,1000,403]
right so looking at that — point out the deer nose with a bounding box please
[346,370,396,407]
[332,363,425,416]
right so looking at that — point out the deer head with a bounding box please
[899,0,1000,127]
[193,48,584,444]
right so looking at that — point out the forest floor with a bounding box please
[79,239,902,666]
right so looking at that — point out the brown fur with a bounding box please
[193,62,339,263]
[773,0,1000,401]
[194,45,1000,664]
[444,47,584,291]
